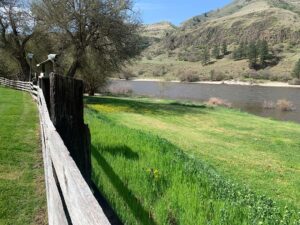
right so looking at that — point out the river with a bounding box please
[107,80,300,123]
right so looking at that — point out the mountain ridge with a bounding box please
[161,0,300,50]
[127,0,300,82]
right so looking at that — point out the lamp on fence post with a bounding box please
[36,54,59,78]
[27,53,34,81]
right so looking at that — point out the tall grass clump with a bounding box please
[109,86,133,96]
[179,70,199,82]
[86,109,300,225]
[263,100,275,109]
[276,99,295,111]
[206,97,232,108]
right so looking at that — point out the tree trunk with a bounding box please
[67,48,84,77]
[88,89,95,96]
[16,51,30,81]
[66,59,80,77]
[20,59,30,81]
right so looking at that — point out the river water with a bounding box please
[107,80,300,123]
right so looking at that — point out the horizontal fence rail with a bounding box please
[0,77,38,101]
[0,77,110,225]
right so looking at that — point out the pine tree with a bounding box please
[240,42,248,59]
[201,47,210,65]
[258,40,269,66]
[233,46,242,60]
[292,59,300,79]
[233,42,248,60]
[222,41,228,56]
[237,43,244,59]
[233,47,239,60]
[247,41,258,69]
[212,45,220,59]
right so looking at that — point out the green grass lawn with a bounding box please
[0,86,46,225]
[85,96,300,225]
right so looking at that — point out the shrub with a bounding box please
[288,78,300,85]
[177,52,186,61]
[119,69,136,80]
[276,99,295,111]
[206,97,232,108]
[179,70,199,82]
[138,70,145,75]
[243,70,258,79]
[270,74,279,81]
[152,66,168,77]
[177,51,201,62]
[263,100,275,109]
[199,75,211,81]
[258,70,271,80]
[227,75,234,80]
[153,50,164,57]
[278,73,291,82]
[267,73,291,82]
[210,70,225,81]
[167,51,176,58]
[186,53,201,62]
[292,59,300,79]
[249,70,260,79]
[0,57,15,78]
[243,70,271,80]
[109,86,133,96]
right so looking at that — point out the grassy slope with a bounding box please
[0,87,46,225]
[85,96,300,224]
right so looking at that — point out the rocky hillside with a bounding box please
[125,0,300,82]
[141,22,176,39]
[163,0,300,49]
[139,22,176,50]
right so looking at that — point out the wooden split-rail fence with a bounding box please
[0,76,111,225]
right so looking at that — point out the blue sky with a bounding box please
[134,0,232,25]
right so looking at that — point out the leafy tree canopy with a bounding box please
[32,0,143,78]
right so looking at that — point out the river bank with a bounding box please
[111,78,300,88]
[107,79,300,123]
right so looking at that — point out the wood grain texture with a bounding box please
[38,87,110,225]
[38,93,69,225]
[0,77,111,225]
[49,74,91,185]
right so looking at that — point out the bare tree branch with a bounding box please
[0,0,35,80]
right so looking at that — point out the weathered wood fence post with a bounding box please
[39,77,50,109]
[40,73,91,185]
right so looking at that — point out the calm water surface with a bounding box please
[108,80,300,123]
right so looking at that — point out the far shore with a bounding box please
[111,78,300,88]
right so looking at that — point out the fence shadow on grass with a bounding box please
[101,145,139,160]
[85,96,207,117]
[91,181,124,225]
[92,146,157,225]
